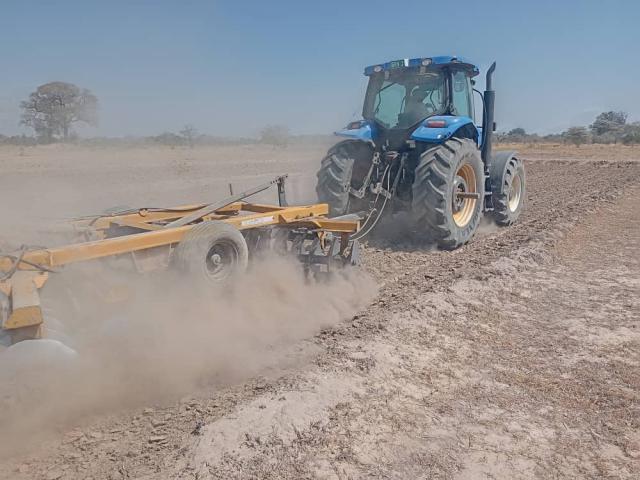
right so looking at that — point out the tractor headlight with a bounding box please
[421,58,432,66]
[373,65,383,73]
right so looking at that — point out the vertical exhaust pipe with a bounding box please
[481,62,496,171]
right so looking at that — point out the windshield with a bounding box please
[363,68,447,129]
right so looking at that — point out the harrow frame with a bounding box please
[0,175,360,344]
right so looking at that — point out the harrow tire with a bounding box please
[490,153,526,226]
[412,138,484,250]
[174,221,248,287]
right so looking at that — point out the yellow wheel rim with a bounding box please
[452,164,477,228]
[508,172,523,212]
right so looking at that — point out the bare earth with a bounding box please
[0,143,638,479]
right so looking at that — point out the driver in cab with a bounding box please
[404,87,431,124]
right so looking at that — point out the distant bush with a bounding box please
[0,134,38,146]
[541,133,563,143]
[591,132,618,144]
[495,111,640,146]
[496,127,542,144]
[620,123,640,145]
[259,125,290,148]
[563,127,590,147]
[179,124,198,148]
[152,132,185,147]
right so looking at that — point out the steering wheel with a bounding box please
[423,102,437,115]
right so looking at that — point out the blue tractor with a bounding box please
[316,56,526,249]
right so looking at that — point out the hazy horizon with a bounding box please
[1,0,638,138]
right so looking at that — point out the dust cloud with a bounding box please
[0,253,376,456]
[0,143,372,456]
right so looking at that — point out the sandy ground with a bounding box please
[0,143,638,479]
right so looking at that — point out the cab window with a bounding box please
[451,70,473,118]
[364,69,447,128]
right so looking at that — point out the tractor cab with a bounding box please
[365,67,447,129]
[337,56,480,149]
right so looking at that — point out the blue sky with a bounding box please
[0,0,637,137]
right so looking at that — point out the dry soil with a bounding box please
[0,142,638,479]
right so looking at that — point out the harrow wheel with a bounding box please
[174,221,249,286]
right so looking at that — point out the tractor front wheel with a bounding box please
[412,138,485,250]
[490,153,526,225]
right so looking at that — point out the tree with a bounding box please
[542,133,563,143]
[20,82,98,141]
[496,127,530,143]
[590,111,627,136]
[563,126,589,147]
[260,125,290,148]
[507,127,526,137]
[179,124,198,148]
[153,132,183,148]
[620,122,640,145]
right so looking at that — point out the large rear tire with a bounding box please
[173,221,249,287]
[490,153,526,226]
[412,138,485,250]
[316,141,372,216]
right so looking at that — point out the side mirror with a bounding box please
[472,88,484,123]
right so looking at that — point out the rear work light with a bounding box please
[425,119,447,128]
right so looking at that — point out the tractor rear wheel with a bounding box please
[174,221,249,286]
[412,138,484,250]
[490,154,526,225]
[316,141,372,216]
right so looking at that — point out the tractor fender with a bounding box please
[334,121,376,143]
[327,138,375,155]
[411,116,479,144]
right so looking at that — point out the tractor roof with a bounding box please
[364,56,479,77]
